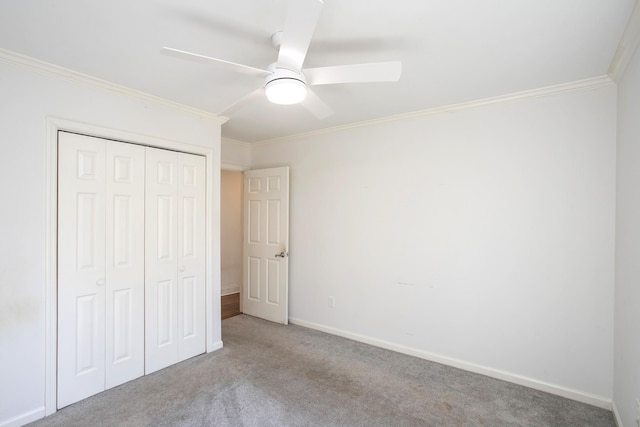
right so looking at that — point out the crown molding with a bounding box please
[0,48,228,124]
[609,0,640,82]
[221,163,249,171]
[252,75,614,147]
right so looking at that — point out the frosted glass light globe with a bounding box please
[265,78,307,105]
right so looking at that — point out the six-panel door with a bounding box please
[242,167,290,325]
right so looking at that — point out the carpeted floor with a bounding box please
[30,314,615,426]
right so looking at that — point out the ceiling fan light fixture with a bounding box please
[265,78,307,105]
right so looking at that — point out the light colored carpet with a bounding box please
[30,314,615,426]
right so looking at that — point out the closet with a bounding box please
[57,132,206,408]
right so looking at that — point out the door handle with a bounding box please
[96,278,105,286]
[179,265,186,272]
[275,251,288,258]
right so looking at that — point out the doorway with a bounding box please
[219,166,290,325]
[220,169,243,319]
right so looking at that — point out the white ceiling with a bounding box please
[0,0,635,142]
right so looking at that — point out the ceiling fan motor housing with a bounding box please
[264,64,308,105]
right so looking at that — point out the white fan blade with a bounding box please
[161,47,269,77]
[219,88,265,117]
[300,88,333,119]
[304,61,402,85]
[277,0,324,72]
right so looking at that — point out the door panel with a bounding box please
[75,294,99,374]
[145,147,179,374]
[248,200,261,243]
[182,277,197,337]
[242,167,290,325]
[145,149,206,372]
[157,279,174,346]
[105,141,145,389]
[76,193,99,271]
[58,132,106,408]
[248,257,261,300]
[177,153,206,361]
[112,289,133,362]
[266,259,280,304]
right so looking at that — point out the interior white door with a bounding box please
[145,147,179,374]
[58,132,107,408]
[177,153,207,361]
[242,167,290,325]
[145,148,206,374]
[104,141,145,389]
[58,132,145,408]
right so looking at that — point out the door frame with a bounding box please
[221,162,249,313]
[44,117,223,416]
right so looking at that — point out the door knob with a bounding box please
[179,265,186,272]
[96,279,105,286]
[275,251,288,258]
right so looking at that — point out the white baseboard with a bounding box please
[208,340,224,353]
[0,406,45,427]
[612,400,624,427]
[289,317,613,410]
[221,290,240,297]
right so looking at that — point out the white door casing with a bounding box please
[242,167,290,325]
[57,132,145,408]
[145,148,206,374]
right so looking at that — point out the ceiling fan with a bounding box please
[161,0,402,119]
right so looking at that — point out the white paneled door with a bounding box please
[58,132,145,408]
[145,148,206,374]
[58,133,206,407]
[242,167,290,325]
[176,153,206,361]
[104,140,146,389]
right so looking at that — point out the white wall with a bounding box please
[0,57,223,426]
[251,85,617,402]
[221,170,243,295]
[614,34,640,427]
[222,138,251,169]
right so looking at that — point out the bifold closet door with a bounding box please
[176,153,206,361]
[58,132,145,408]
[105,141,145,389]
[145,147,206,374]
